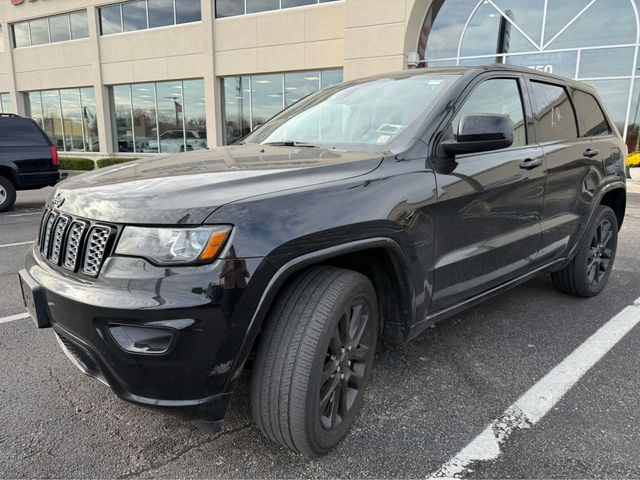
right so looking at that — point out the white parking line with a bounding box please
[5,212,42,217]
[0,312,29,325]
[430,304,640,478]
[0,241,34,249]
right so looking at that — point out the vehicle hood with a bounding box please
[51,145,383,224]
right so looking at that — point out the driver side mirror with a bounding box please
[441,114,514,156]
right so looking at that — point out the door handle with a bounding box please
[519,158,542,170]
[583,148,600,158]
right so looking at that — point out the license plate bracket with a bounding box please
[19,269,51,329]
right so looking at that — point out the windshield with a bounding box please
[243,73,459,152]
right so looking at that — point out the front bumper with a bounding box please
[22,246,267,420]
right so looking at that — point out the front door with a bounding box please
[430,76,546,312]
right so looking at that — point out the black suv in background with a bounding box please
[0,114,61,211]
[20,66,626,455]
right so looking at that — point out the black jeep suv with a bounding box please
[0,114,62,212]
[20,66,626,455]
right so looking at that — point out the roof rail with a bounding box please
[0,113,20,117]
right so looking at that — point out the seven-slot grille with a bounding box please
[38,209,112,277]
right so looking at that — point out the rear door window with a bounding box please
[0,118,50,147]
[572,90,613,137]
[530,81,578,143]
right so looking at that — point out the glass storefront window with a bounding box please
[132,83,157,153]
[215,0,339,18]
[182,79,207,151]
[222,77,252,145]
[285,72,320,107]
[113,85,134,152]
[421,0,640,156]
[0,94,12,114]
[110,79,207,153]
[80,88,100,152]
[60,89,84,151]
[222,69,343,144]
[252,74,284,127]
[156,81,184,153]
[26,88,99,153]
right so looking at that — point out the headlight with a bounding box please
[115,226,231,265]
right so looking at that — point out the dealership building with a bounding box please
[1,0,640,157]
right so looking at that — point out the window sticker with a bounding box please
[377,124,404,135]
[376,134,392,145]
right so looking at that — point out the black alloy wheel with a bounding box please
[319,300,373,431]
[586,218,615,287]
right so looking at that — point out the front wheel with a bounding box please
[552,205,619,297]
[250,266,378,455]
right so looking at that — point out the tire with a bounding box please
[552,205,619,297]
[250,266,378,455]
[0,176,17,212]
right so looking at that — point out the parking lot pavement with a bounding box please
[1,189,640,479]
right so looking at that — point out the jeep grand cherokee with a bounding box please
[20,65,626,455]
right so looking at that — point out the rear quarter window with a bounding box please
[0,118,51,147]
[572,90,613,137]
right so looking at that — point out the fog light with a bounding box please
[108,325,174,354]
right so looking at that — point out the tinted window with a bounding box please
[13,22,31,48]
[246,0,280,14]
[69,11,89,39]
[122,1,148,32]
[530,81,578,143]
[29,18,50,46]
[101,5,123,35]
[148,0,174,28]
[48,15,70,43]
[452,78,527,147]
[216,0,245,17]
[0,119,49,147]
[282,0,316,7]
[175,0,201,23]
[573,90,612,138]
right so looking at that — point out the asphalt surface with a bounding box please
[1,184,640,479]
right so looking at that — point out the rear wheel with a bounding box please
[552,205,618,297]
[0,176,16,212]
[250,266,378,455]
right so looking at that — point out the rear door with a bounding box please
[0,117,54,174]
[430,74,546,312]
[527,80,602,261]
[571,88,625,182]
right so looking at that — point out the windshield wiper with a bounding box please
[263,141,320,148]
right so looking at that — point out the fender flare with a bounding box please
[223,237,415,390]
[558,181,626,268]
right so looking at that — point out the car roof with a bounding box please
[344,64,592,92]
